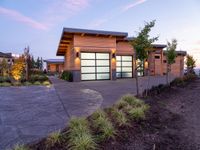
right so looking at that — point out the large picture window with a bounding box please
[81,52,110,80]
[116,56,133,78]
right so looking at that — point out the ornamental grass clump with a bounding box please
[121,94,144,107]
[33,81,41,85]
[68,117,96,150]
[91,110,116,141]
[42,80,51,86]
[128,105,149,120]
[111,108,128,126]
[114,99,129,110]
[13,144,29,150]
[45,130,62,148]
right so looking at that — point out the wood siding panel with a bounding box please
[116,42,134,55]
[74,35,116,49]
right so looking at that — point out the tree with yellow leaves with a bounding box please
[11,57,25,81]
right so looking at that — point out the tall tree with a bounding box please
[166,39,177,85]
[185,54,196,74]
[130,20,158,96]
[0,58,9,76]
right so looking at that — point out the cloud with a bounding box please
[43,0,90,26]
[122,0,147,12]
[89,18,108,28]
[0,6,48,30]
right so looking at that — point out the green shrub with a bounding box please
[29,75,48,83]
[23,82,32,86]
[12,82,22,86]
[46,130,62,148]
[61,71,73,82]
[0,76,11,83]
[128,105,149,120]
[171,77,185,86]
[0,82,11,87]
[91,109,106,120]
[33,81,41,85]
[13,144,29,150]
[121,94,144,107]
[68,117,96,150]
[111,108,128,126]
[183,73,197,81]
[42,80,51,86]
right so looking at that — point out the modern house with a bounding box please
[44,59,64,73]
[0,52,13,65]
[55,28,186,81]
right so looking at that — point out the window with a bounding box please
[155,56,160,59]
[163,60,167,63]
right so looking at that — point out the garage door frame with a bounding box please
[81,52,111,81]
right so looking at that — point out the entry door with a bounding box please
[81,52,110,81]
[116,56,133,78]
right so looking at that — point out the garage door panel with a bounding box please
[122,67,132,72]
[82,74,96,80]
[81,60,95,66]
[97,73,110,80]
[122,73,132,78]
[81,67,95,73]
[96,53,109,59]
[97,67,110,73]
[122,61,132,66]
[122,56,132,61]
[96,60,109,66]
[81,53,95,59]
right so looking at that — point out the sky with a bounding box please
[0,0,200,68]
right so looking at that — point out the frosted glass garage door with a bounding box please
[81,53,110,80]
[116,56,133,78]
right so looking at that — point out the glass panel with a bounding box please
[122,56,132,61]
[122,62,132,67]
[81,67,95,73]
[116,72,122,78]
[81,53,95,59]
[96,60,109,66]
[96,53,109,59]
[122,72,132,78]
[116,56,121,61]
[97,73,110,80]
[116,61,121,67]
[97,67,110,73]
[81,74,96,80]
[116,67,121,72]
[122,67,132,72]
[81,60,95,66]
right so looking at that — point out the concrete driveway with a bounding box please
[0,75,173,149]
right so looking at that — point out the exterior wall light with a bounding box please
[112,52,116,59]
[76,51,80,58]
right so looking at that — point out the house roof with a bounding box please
[163,50,187,56]
[0,52,12,58]
[44,59,64,64]
[63,28,128,37]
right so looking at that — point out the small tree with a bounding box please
[0,58,9,76]
[166,39,177,85]
[11,57,25,81]
[186,54,196,74]
[130,20,158,95]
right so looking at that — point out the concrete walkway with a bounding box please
[0,75,174,149]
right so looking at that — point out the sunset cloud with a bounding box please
[0,7,48,30]
[122,0,147,12]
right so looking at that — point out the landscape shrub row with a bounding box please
[15,94,149,150]
[0,80,51,87]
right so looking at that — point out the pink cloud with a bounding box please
[0,6,48,30]
[122,0,147,12]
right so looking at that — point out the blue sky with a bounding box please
[0,0,200,67]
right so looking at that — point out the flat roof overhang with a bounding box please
[164,50,187,56]
[56,28,128,56]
